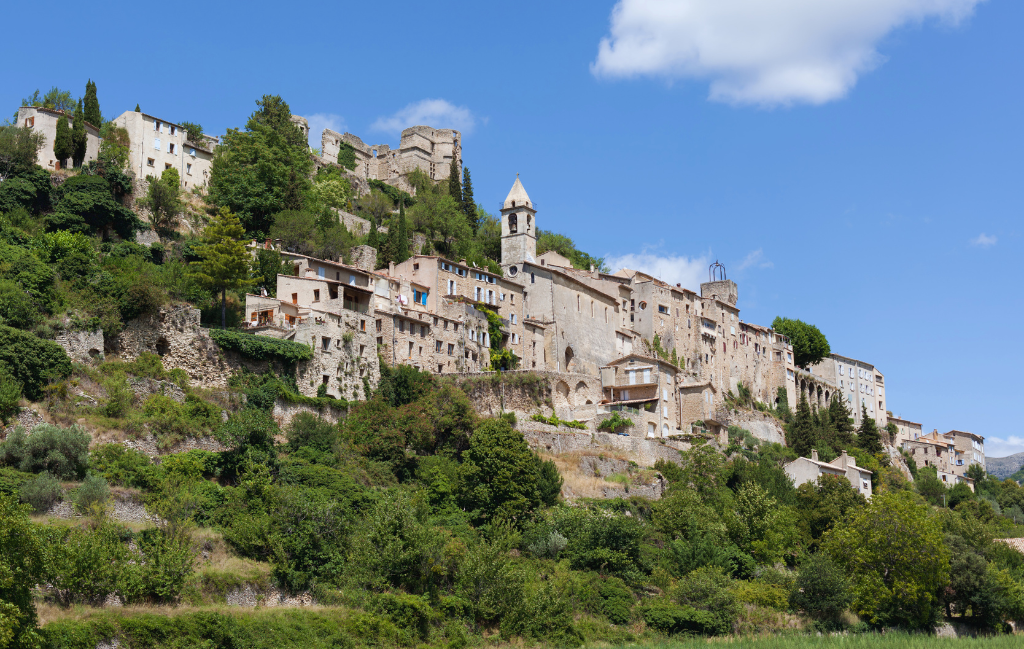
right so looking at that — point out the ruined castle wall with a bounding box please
[55,329,105,363]
[523,430,690,468]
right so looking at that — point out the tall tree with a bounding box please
[52,114,73,168]
[366,216,380,253]
[134,104,140,112]
[395,200,410,263]
[139,167,184,235]
[461,167,476,231]
[786,393,816,457]
[191,208,251,329]
[856,406,884,455]
[71,99,87,168]
[83,79,101,127]
[772,317,830,369]
[828,395,856,450]
[0,126,46,182]
[447,158,461,204]
[0,495,46,649]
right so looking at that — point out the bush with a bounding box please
[90,443,158,489]
[0,423,90,479]
[0,325,73,401]
[671,567,739,636]
[210,329,312,363]
[19,471,62,512]
[103,377,134,417]
[285,412,338,453]
[790,554,852,622]
[599,577,635,624]
[530,413,586,429]
[598,411,633,433]
[74,472,110,513]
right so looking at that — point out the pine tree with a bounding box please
[366,217,380,252]
[53,114,73,168]
[84,80,101,127]
[461,167,476,231]
[447,158,462,204]
[786,393,816,457]
[135,104,141,112]
[71,99,87,168]
[828,396,856,450]
[856,406,884,455]
[395,201,410,263]
[191,208,251,329]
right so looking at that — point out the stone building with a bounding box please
[17,106,101,170]
[600,355,681,437]
[889,416,924,446]
[946,429,985,474]
[810,354,887,428]
[785,450,873,499]
[321,126,461,195]
[113,110,218,189]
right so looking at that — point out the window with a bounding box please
[447,343,454,355]
[413,263,419,271]
[360,320,366,332]
[147,158,155,167]
[164,163,172,170]
[154,121,161,132]
[511,314,517,324]
[291,293,298,304]
[375,319,382,332]
[170,125,177,136]
[639,301,647,310]
[153,138,161,150]
[321,337,330,350]
[313,289,320,302]
[531,273,535,284]
[658,305,669,314]
[348,275,356,286]
[511,333,519,344]
[189,148,196,157]
[577,295,581,311]
[413,289,428,306]
[487,289,493,304]
[186,163,192,175]
[643,369,651,383]
[168,143,175,154]
[399,321,405,333]
[435,340,442,352]
[453,323,459,332]
[663,389,668,401]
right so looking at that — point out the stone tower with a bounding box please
[500,175,537,265]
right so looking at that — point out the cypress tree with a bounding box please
[461,167,476,231]
[84,80,101,127]
[828,396,856,450]
[366,217,380,252]
[135,104,141,112]
[856,406,884,455]
[395,201,410,263]
[447,158,462,203]
[71,99,87,168]
[53,114,73,168]
[786,393,816,458]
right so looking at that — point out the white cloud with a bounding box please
[371,99,477,135]
[591,0,985,106]
[983,435,1024,458]
[605,250,710,291]
[301,113,346,149]
[736,248,773,272]
[971,232,997,247]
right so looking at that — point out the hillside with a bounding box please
[987,451,1024,479]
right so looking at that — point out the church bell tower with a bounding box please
[500,174,537,266]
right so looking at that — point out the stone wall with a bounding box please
[523,429,690,468]
[455,370,602,421]
[718,409,787,445]
[272,399,347,429]
[350,245,377,271]
[55,328,104,363]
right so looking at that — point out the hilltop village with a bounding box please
[2,89,1023,647]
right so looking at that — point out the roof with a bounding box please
[21,105,101,133]
[889,416,923,426]
[277,273,374,294]
[947,429,985,442]
[503,175,532,210]
[604,353,679,372]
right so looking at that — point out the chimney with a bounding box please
[264,239,271,250]
[811,449,819,462]
[460,259,467,266]
[389,261,395,275]
[304,267,317,278]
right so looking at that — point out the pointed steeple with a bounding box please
[503,173,532,210]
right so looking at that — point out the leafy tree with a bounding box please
[190,208,250,328]
[208,95,313,235]
[97,122,130,172]
[0,126,45,182]
[458,418,542,525]
[309,167,352,213]
[71,99,87,168]
[139,167,184,235]
[447,158,462,204]
[535,230,607,271]
[0,494,45,649]
[671,566,740,636]
[250,247,287,297]
[336,141,357,170]
[791,553,852,624]
[83,80,101,128]
[856,406,883,454]
[0,373,21,426]
[461,167,476,231]
[771,317,830,368]
[915,465,949,507]
[20,86,74,112]
[179,121,203,143]
[0,423,90,479]
[785,393,816,457]
[47,174,144,240]
[795,473,867,547]
[537,456,562,506]
[52,114,73,167]
[285,412,338,454]
[824,490,949,628]
[0,326,72,401]
[134,103,140,112]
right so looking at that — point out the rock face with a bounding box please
[523,429,690,468]
[987,452,1024,479]
[55,328,104,363]
[575,454,667,500]
[128,377,186,403]
[717,409,787,445]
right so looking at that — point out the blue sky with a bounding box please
[4,0,1022,455]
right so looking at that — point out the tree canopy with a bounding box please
[771,316,830,368]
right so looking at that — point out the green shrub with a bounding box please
[791,553,852,623]
[0,324,73,401]
[210,329,312,363]
[599,577,635,625]
[0,465,33,496]
[527,529,568,559]
[103,377,134,417]
[671,566,739,635]
[732,580,789,610]
[90,443,158,489]
[530,413,586,429]
[0,371,21,425]
[74,472,110,513]
[0,423,90,479]
[598,411,634,433]
[19,471,62,512]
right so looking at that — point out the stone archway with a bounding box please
[564,346,575,372]
[555,380,571,410]
[574,380,588,404]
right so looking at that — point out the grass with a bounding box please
[611,634,1023,649]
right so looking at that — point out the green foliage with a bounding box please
[458,418,543,525]
[179,121,204,143]
[824,490,949,628]
[537,456,562,506]
[73,472,110,513]
[83,80,101,128]
[598,411,634,433]
[0,494,45,648]
[210,329,312,363]
[856,405,884,454]
[771,316,830,368]
[139,168,184,235]
[53,114,73,166]
[48,173,145,240]
[97,122,130,172]
[336,141,357,170]
[0,423,90,479]
[794,473,867,548]
[0,125,46,181]
[0,373,22,425]
[791,553,852,623]
[208,95,313,235]
[71,99,87,168]
[18,471,62,513]
[191,208,251,328]
[530,413,586,429]
[89,444,157,490]
[535,230,608,272]
[21,87,74,112]
[461,167,476,231]
[671,566,740,635]
[250,247,286,297]
[368,178,414,207]
[376,362,434,408]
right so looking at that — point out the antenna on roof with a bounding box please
[709,260,727,282]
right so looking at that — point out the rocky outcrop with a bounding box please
[226,584,315,608]
[128,377,186,403]
[717,409,786,445]
[523,429,689,468]
[55,328,104,363]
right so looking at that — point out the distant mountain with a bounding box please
[986,452,1024,479]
